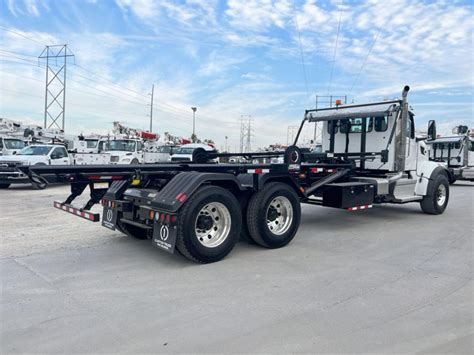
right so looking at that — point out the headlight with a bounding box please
[121,158,130,163]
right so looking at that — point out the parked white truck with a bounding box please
[426,125,474,182]
[0,144,71,189]
[0,137,26,156]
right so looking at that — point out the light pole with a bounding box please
[225,136,228,152]
[191,106,197,141]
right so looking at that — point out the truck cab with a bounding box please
[291,86,449,211]
[426,127,474,182]
[0,137,26,156]
[105,139,144,164]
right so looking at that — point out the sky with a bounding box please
[0,0,472,150]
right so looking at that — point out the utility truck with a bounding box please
[0,144,71,189]
[20,86,450,263]
[0,137,25,156]
[426,125,474,182]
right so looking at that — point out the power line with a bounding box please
[348,27,383,98]
[327,0,345,95]
[292,0,310,102]
[0,25,45,46]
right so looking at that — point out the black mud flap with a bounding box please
[102,206,117,230]
[152,221,177,254]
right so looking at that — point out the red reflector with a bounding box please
[179,194,187,203]
[111,176,123,180]
[165,214,170,222]
[171,215,177,223]
[255,168,263,174]
[88,175,101,180]
[150,210,155,219]
[175,192,183,200]
[112,201,116,208]
[160,214,165,221]
[88,213,95,221]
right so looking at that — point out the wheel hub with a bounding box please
[196,215,214,230]
[266,196,293,236]
[195,202,231,248]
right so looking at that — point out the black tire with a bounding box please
[284,145,302,164]
[0,183,10,189]
[246,182,301,248]
[420,173,449,215]
[116,220,148,240]
[175,185,241,263]
[130,158,139,164]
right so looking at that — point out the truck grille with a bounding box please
[0,161,22,172]
[110,156,119,162]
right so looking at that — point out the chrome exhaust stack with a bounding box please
[394,85,410,172]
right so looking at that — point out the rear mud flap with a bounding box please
[152,222,177,254]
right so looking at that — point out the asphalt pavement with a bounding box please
[1,182,473,353]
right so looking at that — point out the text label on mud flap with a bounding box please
[102,206,117,230]
[152,223,177,254]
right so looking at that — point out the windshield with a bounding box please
[106,140,136,152]
[175,147,195,155]
[17,146,52,155]
[85,139,98,148]
[4,139,25,150]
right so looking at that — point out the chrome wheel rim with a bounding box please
[436,184,446,206]
[195,202,231,248]
[266,196,293,236]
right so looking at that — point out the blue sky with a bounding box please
[0,0,472,149]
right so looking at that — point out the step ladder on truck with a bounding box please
[20,86,451,263]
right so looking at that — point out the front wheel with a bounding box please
[176,185,242,263]
[420,173,449,215]
[246,182,301,248]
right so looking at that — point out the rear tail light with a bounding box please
[149,210,155,220]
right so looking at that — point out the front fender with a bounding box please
[415,161,448,196]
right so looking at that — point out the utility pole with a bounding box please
[191,106,197,141]
[38,44,75,131]
[225,136,228,152]
[149,84,154,132]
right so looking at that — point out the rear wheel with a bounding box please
[246,182,301,248]
[420,173,449,215]
[0,183,10,189]
[176,185,241,263]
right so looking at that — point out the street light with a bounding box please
[225,136,228,152]
[191,106,197,141]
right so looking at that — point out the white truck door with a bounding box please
[50,146,70,165]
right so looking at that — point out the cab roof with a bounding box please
[305,101,401,122]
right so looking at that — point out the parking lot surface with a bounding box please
[1,182,473,353]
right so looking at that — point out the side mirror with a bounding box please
[13,151,17,155]
[452,125,468,135]
[427,120,437,141]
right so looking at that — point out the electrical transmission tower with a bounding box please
[287,125,299,145]
[38,45,75,131]
[245,116,253,153]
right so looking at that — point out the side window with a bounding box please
[470,141,474,152]
[340,118,372,134]
[0,139,3,149]
[374,116,388,132]
[52,147,67,158]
